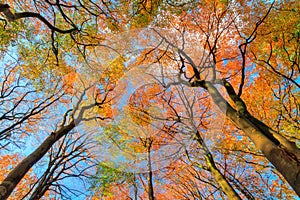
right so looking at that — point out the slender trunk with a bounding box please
[28,167,54,200]
[194,132,241,200]
[29,184,48,200]
[200,81,300,196]
[133,175,138,200]
[0,121,75,200]
[205,154,241,200]
[146,139,154,200]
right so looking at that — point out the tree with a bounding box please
[159,1,300,194]
[0,153,36,200]
[21,132,97,199]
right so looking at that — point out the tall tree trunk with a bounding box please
[194,131,242,200]
[0,121,75,200]
[195,80,300,196]
[146,138,155,200]
[205,154,241,200]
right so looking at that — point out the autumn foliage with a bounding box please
[0,0,299,199]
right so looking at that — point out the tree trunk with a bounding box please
[133,175,138,200]
[194,131,241,199]
[205,154,241,200]
[0,121,75,200]
[146,139,155,200]
[199,81,300,196]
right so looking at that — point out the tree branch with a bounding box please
[0,4,77,34]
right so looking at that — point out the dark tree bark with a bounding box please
[21,133,97,200]
[0,120,75,200]
[0,4,77,33]
[144,138,155,200]
[0,95,97,199]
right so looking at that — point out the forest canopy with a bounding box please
[0,0,299,199]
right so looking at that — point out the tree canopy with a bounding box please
[0,0,299,199]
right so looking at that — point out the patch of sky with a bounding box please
[246,63,259,85]
[64,51,78,67]
[0,47,19,70]
[262,0,275,4]
[294,76,300,92]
